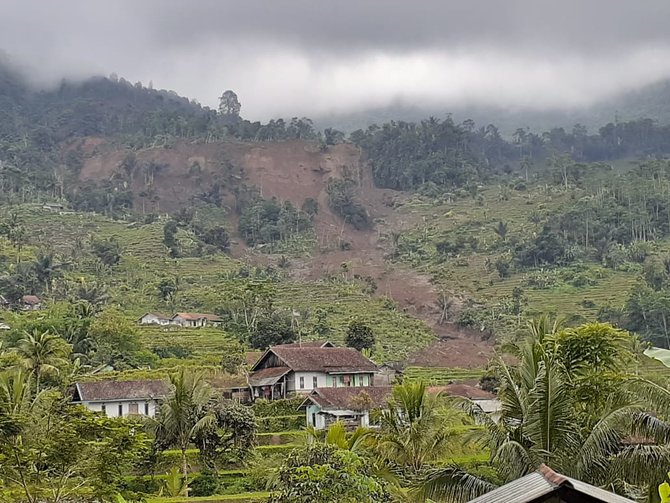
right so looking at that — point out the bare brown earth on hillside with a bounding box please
[77,138,493,367]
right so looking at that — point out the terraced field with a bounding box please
[404,366,485,385]
[394,185,644,321]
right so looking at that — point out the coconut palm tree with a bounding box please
[373,381,453,472]
[306,421,371,453]
[0,369,36,416]
[154,369,214,482]
[16,330,69,393]
[419,323,670,502]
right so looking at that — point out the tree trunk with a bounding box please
[181,446,188,495]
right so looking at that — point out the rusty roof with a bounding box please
[301,386,392,411]
[254,346,378,373]
[74,379,170,402]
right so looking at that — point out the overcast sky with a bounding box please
[2,0,670,120]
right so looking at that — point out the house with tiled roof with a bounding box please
[21,295,42,311]
[171,312,223,328]
[71,379,170,418]
[249,343,378,400]
[430,383,502,422]
[299,385,392,430]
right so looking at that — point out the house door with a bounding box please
[311,413,316,427]
[128,403,139,415]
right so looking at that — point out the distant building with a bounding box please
[137,312,173,325]
[21,295,42,311]
[375,362,404,386]
[467,464,634,503]
[71,379,170,418]
[300,386,392,430]
[432,383,502,422]
[171,312,223,328]
[249,343,378,400]
[42,202,65,212]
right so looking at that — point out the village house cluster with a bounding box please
[71,340,501,430]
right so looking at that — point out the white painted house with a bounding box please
[72,379,170,418]
[171,312,223,328]
[300,386,392,430]
[249,342,378,400]
[137,312,173,326]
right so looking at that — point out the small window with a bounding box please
[299,376,305,389]
[313,376,318,389]
[118,403,123,416]
[145,402,150,415]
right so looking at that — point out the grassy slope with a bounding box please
[393,185,640,321]
[2,204,434,362]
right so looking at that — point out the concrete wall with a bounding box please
[81,399,160,418]
[290,371,329,393]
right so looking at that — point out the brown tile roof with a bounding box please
[22,295,41,305]
[302,386,392,411]
[255,346,377,373]
[208,373,248,390]
[249,366,291,386]
[173,312,223,322]
[431,383,496,400]
[245,351,263,367]
[273,341,334,348]
[74,379,170,402]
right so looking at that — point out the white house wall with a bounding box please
[288,371,328,393]
[80,400,160,418]
[286,372,374,393]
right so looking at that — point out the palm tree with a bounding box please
[420,324,670,502]
[33,251,62,294]
[306,421,371,453]
[493,221,508,241]
[373,381,452,472]
[0,368,36,416]
[154,369,214,482]
[16,330,69,393]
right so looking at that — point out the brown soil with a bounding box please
[76,138,493,367]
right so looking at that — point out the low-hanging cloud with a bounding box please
[2,0,670,120]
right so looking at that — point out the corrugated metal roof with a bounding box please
[468,472,555,503]
[467,465,635,503]
[566,477,636,503]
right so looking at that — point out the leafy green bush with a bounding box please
[189,470,220,497]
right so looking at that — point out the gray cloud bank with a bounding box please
[2,0,670,120]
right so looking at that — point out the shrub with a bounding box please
[189,470,220,497]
